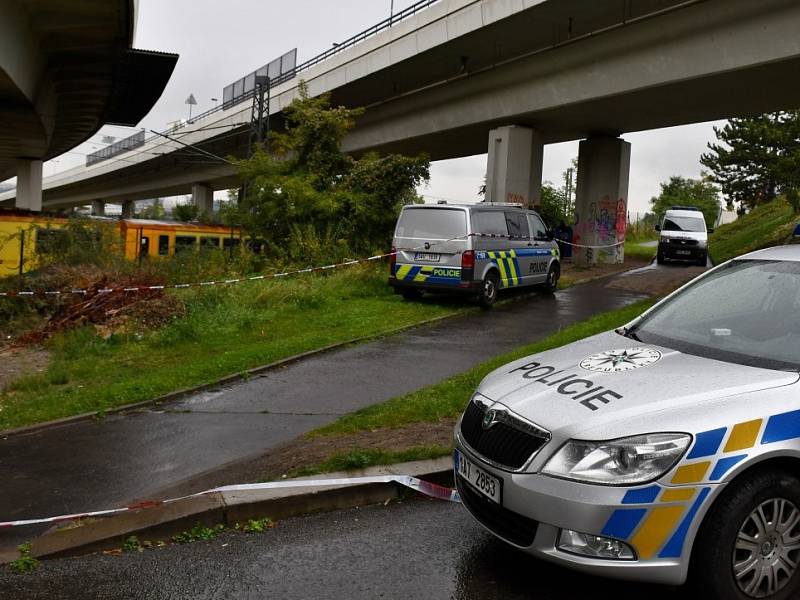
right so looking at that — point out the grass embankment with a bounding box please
[0,265,467,431]
[624,239,657,262]
[709,199,799,264]
[293,298,657,474]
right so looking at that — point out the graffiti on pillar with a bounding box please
[615,199,627,262]
[574,195,625,263]
[506,192,525,204]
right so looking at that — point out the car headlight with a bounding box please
[541,433,691,485]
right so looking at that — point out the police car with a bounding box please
[455,245,800,599]
[389,203,560,306]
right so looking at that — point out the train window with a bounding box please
[140,236,150,258]
[175,236,196,252]
[158,235,169,256]
[35,228,68,253]
[223,238,241,249]
[200,237,220,249]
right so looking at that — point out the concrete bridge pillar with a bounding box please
[121,201,134,219]
[15,160,42,212]
[91,200,105,216]
[484,126,543,209]
[573,137,631,266]
[192,183,214,213]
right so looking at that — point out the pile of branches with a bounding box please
[17,272,183,344]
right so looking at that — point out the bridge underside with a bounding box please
[8,0,800,209]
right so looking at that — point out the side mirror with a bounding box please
[707,227,715,234]
[654,224,661,232]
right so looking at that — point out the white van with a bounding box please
[656,207,713,266]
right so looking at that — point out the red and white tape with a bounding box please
[0,232,628,299]
[0,475,460,529]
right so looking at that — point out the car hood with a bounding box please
[477,331,799,440]
[660,230,706,241]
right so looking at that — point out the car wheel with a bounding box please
[657,249,665,265]
[690,468,800,600]
[540,263,560,294]
[697,253,708,267]
[400,288,423,301]
[478,271,500,308]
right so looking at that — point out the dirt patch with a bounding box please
[604,263,707,297]
[144,420,456,501]
[0,346,50,389]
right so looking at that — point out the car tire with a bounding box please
[478,271,500,308]
[657,249,666,265]
[400,288,423,301]
[697,253,708,267]
[540,263,560,294]
[690,468,800,600]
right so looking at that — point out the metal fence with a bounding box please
[85,130,145,166]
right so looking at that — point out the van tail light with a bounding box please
[390,246,397,275]
[461,250,475,269]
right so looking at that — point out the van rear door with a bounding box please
[394,206,469,273]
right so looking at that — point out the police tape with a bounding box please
[0,476,460,529]
[0,232,628,299]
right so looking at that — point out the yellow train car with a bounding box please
[119,219,242,261]
[0,214,69,276]
[0,213,242,276]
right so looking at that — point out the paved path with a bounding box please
[0,276,647,538]
[0,499,680,599]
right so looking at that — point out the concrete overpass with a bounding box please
[3,0,800,262]
[0,0,177,211]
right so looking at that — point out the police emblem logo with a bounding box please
[579,347,662,373]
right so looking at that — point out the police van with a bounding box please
[389,203,561,307]
[455,245,800,599]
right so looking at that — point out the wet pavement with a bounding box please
[0,276,648,539]
[0,498,681,599]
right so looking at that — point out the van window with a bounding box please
[472,211,508,236]
[528,214,549,239]
[396,208,467,239]
[504,212,530,238]
[158,235,170,256]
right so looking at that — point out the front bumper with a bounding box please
[659,243,706,262]
[454,435,700,586]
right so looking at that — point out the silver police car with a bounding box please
[455,245,800,599]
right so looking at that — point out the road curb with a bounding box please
[0,457,454,563]
[0,311,468,439]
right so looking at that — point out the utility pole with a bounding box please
[390,0,394,25]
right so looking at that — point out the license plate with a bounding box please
[414,252,440,262]
[676,250,691,255]
[455,449,502,504]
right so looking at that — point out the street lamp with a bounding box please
[211,98,219,109]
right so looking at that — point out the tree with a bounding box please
[233,82,429,257]
[649,176,720,226]
[701,111,800,212]
[172,202,199,223]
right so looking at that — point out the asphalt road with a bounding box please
[0,275,649,537]
[0,498,681,599]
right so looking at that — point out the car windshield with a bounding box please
[629,260,800,371]
[395,208,467,240]
[662,216,706,232]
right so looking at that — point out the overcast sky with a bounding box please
[43,0,724,215]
